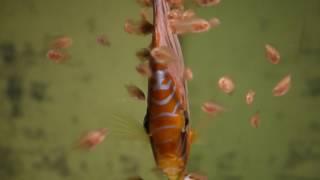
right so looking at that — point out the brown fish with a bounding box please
[218,76,235,94]
[201,101,225,116]
[272,74,291,96]
[265,44,280,64]
[250,112,260,128]
[76,128,108,150]
[245,90,256,105]
[126,84,146,101]
[46,49,69,63]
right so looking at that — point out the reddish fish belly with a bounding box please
[145,68,190,179]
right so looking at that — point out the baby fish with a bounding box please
[151,46,177,64]
[46,49,69,63]
[201,101,225,116]
[265,44,280,64]
[136,63,152,78]
[246,90,256,105]
[194,0,221,7]
[76,128,108,150]
[136,48,151,62]
[168,9,196,21]
[184,67,193,81]
[218,76,235,94]
[124,10,153,35]
[170,18,211,34]
[50,36,73,49]
[272,74,291,96]
[96,35,111,46]
[126,84,146,101]
[250,112,260,128]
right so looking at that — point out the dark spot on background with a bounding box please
[189,153,203,171]
[6,76,23,117]
[309,120,320,132]
[277,175,320,180]
[119,155,139,175]
[258,17,270,32]
[86,18,97,33]
[32,152,71,177]
[22,42,36,65]
[275,111,285,120]
[71,116,79,124]
[0,146,21,179]
[79,161,88,171]
[0,42,16,64]
[305,77,320,97]
[284,141,320,169]
[222,175,243,180]
[22,127,46,140]
[217,152,237,171]
[30,82,47,102]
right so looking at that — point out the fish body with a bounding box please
[143,0,192,179]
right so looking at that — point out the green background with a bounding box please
[0,0,319,179]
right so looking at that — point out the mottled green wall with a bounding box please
[0,0,319,180]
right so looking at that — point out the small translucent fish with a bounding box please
[76,128,108,150]
[184,67,193,80]
[96,35,110,46]
[265,44,280,64]
[170,18,211,34]
[136,48,151,62]
[50,36,73,49]
[201,101,225,116]
[208,17,220,28]
[168,9,195,21]
[136,63,152,78]
[272,74,291,96]
[194,0,221,7]
[218,76,235,94]
[136,0,152,7]
[151,46,177,64]
[46,49,69,63]
[250,112,260,128]
[246,89,256,105]
[184,172,208,180]
[124,10,153,35]
[125,84,146,101]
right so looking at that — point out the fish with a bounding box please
[194,0,221,7]
[170,18,211,34]
[218,76,235,94]
[201,101,225,116]
[75,128,108,150]
[245,89,256,105]
[46,49,69,63]
[125,84,146,101]
[96,34,111,46]
[272,74,291,96]
[50,36,73,49]
[265,44,280,64]
[250,112,260,128]
[136,63,152,78]
[143,0,196,179]
[124,10,154,35]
